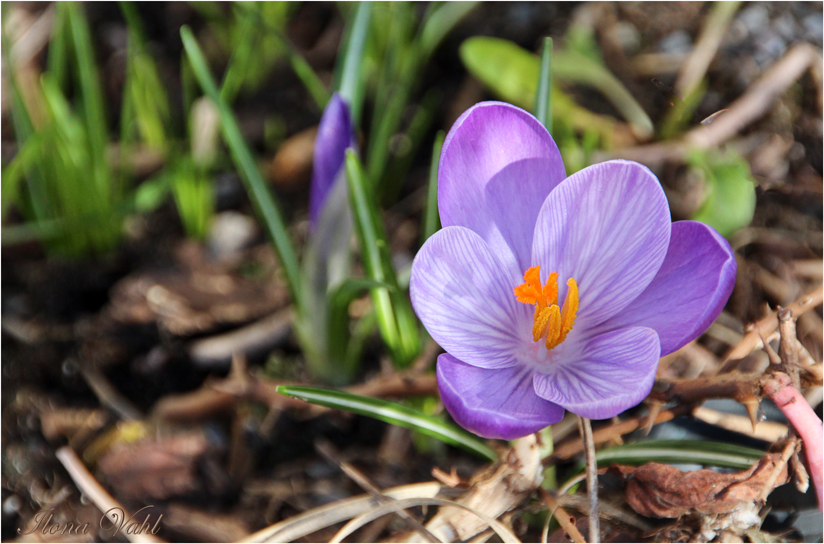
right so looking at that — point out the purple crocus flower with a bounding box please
[409,102,736,440]
[309,93,357,226]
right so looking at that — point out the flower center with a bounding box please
[514,266,579,351]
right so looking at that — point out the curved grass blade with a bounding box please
[181,25,303,309]
[277,385,497,461]
[596,439,766,470]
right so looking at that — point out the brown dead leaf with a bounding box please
[267,126,317,191]
[96,431,215,501]
[607,454,790,519]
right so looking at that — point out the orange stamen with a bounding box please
[514,266,578,351]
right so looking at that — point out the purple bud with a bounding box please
[309,93,357,226]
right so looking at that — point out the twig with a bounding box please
[651,372,761,404]
[686,43,821,150]
[328,497,521,544]
[314,439,441,543]
[548,404,693,463]
[55,446,164,543]
[757,436,798,502]
[239,482,448,543]
[777,309,801,388]
[599,44,822,168]
[538,489,585,544]
[557,494,653,533]
[723,285,823,364]
[80,365,143,421]
[692,406,788,442]
[675,0,742,97]
[578,418,600,543]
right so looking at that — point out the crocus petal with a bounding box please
[597,220,737,356]
[437,354,564,440]
[410,226,531,369]
[532,160,671,326]
[533,327,660,420]
[438,101,566,280]
[309,94,356,225]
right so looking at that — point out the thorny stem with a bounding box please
[578,417,600,543]
[777,308,801,387]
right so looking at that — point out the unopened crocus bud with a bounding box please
[309,93,357,226]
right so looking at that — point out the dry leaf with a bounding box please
[607,454,790,519]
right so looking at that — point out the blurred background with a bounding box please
[2,2,822,542]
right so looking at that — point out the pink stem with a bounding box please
[762,373,823,511]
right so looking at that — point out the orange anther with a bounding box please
[515,267,578,351]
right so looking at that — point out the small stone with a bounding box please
[772,12,799,42]
[803,13,823,44]
[754,32,787,66]
[207,212,258,262]
[657,30,693,55]
[613,21,641,55]
[737,4,770,35]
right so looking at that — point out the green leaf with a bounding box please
[181,25,303,309]
[534,37,553,132]
[277,386,497,461]
[132,174,171,214]
[595,439,766,470]
[688,148,757,238]
[421,130,445,244]
[345,151,421,368]
[170,158,214,240]
[459,36,653,139]
[327,278,391,381]
[334,1,372,124]
[460,37,538,110]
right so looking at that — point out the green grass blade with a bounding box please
[47,2,71,90]
[419,1,478,60]
[595,439,766,470]
[534,37,553,133]
[381,88,441,204]
[328,278,391,380]
[1,132,43,220]
[232,3,329,111]
[421,130,444,244]
[277,385,497,461]
[66,2,108,179]
[334,1,372,123]
[288,52,331,111]
[345,150,401,353]
[181,25,303,309]
[345,150,420,367]
[218,8,256,104]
